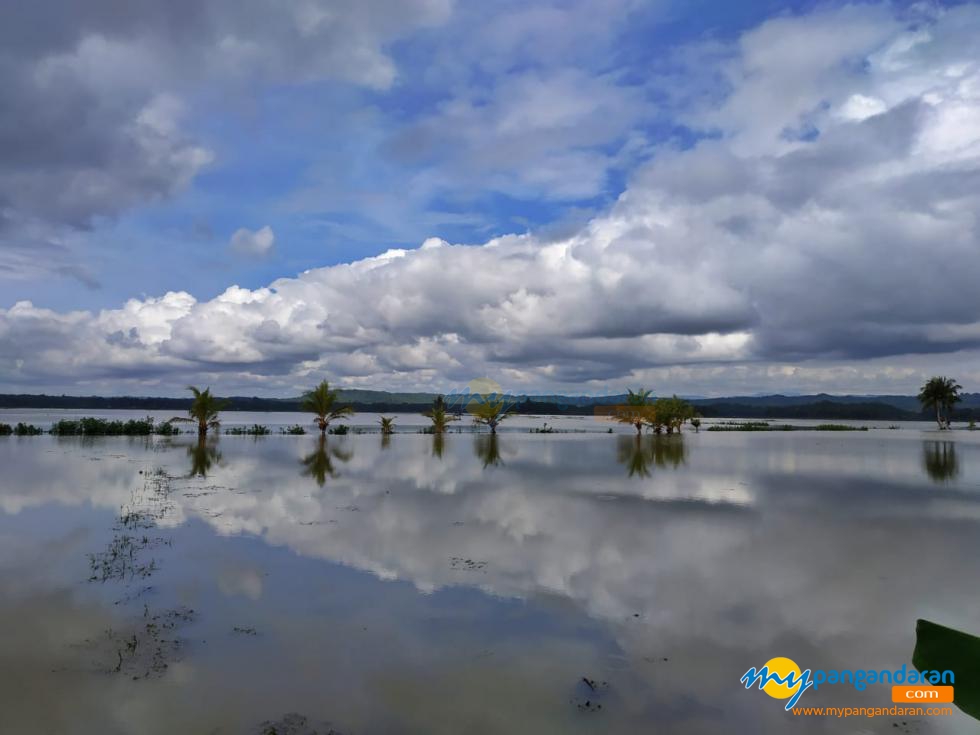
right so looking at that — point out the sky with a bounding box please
[1,0,979,398]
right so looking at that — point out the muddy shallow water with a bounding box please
[1,429,979,734]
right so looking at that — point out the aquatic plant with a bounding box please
[281,424,307,435]
[50,416,162,436]
[379,416,395,435]
[225,424,271,436]
[13,422,43,436]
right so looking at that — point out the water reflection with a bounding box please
[301,436,352,487]
[616,435,686,477]
[431,433,445,459]
[923,441,959,482]
[474,433,503,467]
[3,432,980,734]
[186,437,222,477]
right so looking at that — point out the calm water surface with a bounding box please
[1,426,978,734]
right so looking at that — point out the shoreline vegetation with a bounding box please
[3,390,980,422]
[1,377,974,436]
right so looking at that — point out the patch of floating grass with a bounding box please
[707,422,867,432]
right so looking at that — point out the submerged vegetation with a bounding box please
[614,388,655,434]
[302,380,354,436]
[225,424,271,436]
[612,389,697,434]
[14,422,44,435]
[51,416,179,436]
[470,395,513,434]
[707,421,868,432]
[918,376,962,430]
[424,395,459,434]
[171,386,229,437]
[0,376,969,442]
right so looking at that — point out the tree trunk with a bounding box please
[936,405,944,430]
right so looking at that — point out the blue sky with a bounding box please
[2,0,980,395]
[0,0,872,308]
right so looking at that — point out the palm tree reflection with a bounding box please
[922,441,958,482]
[474,434,503,468]
[431,433,446,459]
[187,437,223,478]
[302,436,352,487]
[617,435,686,477]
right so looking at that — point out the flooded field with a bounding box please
[1,425,979,733]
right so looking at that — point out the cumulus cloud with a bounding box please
[2,3,980,395]
[0,0,454,282]
[230,225,276,256]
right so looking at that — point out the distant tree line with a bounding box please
[3,379,980,421]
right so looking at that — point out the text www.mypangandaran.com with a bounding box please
[792,706,952,717]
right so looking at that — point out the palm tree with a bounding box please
[379,416,395,434]
[470,396,513,434]
[614,388,655,434]
[171,386,228,437]
[918,376,962,429]
[302,380,354,435]
[424,395,458,434]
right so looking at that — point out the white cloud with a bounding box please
[3,4,980,395]
[0,0,455,283]
[229,225,276,256]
